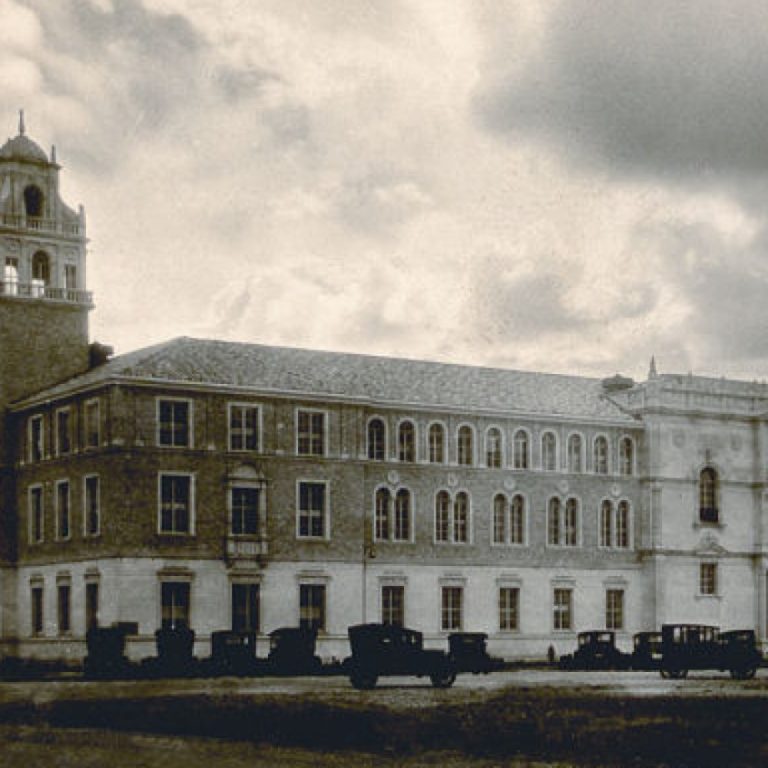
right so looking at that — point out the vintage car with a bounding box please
[631,631,663,670]
[207,630,258,676]
[447,632,504,674]
[559,630,630,670]
[659,624,762,679]
[83,624,136,679]
[267,626,323,675]
[345,623,456,689]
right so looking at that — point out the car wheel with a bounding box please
[430,667,456,688]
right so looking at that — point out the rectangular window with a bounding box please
[29,486,44,543]
[553,588,572,631]
[31,585,44,636]
[56,481,70,540]
[700,563,717,596]
[55,408,71,456]
[499,586,519,631]
[29,415,44,462]
[64,264,77,291]
[229,404,260,451]
[381,585,404,627]
[605,589,624,630]
[84,475,100,536]
[3,256,19,295]
[299,584,326,631]
[58,584,71,634]
[441,586,463,631]
[231,487,259,535]
[298,481,326,538]
[232,583,260,632]
[159,474,193,534]
[297,410,325,456]
[158,399,191,447]
[86,582,99,631]
[161,581,190,629]
[84,400,100,449]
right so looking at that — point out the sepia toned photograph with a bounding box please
[1,2,767,766]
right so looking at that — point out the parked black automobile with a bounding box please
[345,623,456,689]
[207,630,258,676]
[559,630,630,670]
[141,626,198,677]
[659,624,761,679]
[267,626,323,675]
[447,632,504,674]
[631,631,663,670]
[83,624,135,679]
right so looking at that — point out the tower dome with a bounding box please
[0,111,49,164]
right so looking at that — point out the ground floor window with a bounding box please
[31,585,43,636]
[553,588,572,630]
[381,585,405,626]
[232,583,260,632]
[499,586,519,631]
[605,589,624,630]
[300,584,326,631]
[441,586,463,631]
[57,584,71,634]
[161,581,190,629]
[85,581,99,631]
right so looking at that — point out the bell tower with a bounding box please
[0,111,92,410]
[0,113,93,634]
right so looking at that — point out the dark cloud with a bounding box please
[477,1,768,181]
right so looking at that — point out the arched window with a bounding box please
[453,491,469,542]
[493,494,507,544]
[513,430,529,470]
[593,436,609,474]
[699,468,719,523]
[599,500,613,547]
[435,491,450,542]
[394,489,411,541]
[565,498,578,546]
[24,185,43,217]
[374,488,390,541]
[428,423,445,464]
[398,421,415,462]
[567,434,582,473]
[547,497,561,546]
[368,419,385,461]
[486,428,502,468]
[510,495,525,544]
[2,257,19,296]
[619,437,634,476]
[457,426,473,466]
[616,501,630,548]
[31,251,50,297]
[541,432,557,471]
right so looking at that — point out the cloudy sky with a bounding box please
[2,0,767,381]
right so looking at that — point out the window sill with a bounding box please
[695,593,721,601]
[693,521,725,530]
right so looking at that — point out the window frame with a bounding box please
[699,562,718,596]
[512,429,530,470]
[605,588,624,630]
[618,436,634,476]
[157,472,196,535]
[28,484,44,544]
[485,426,503,469]
[83,474,101,537]
[367,416,387,461]
[541,431,558,472]
[499,585,520,632]
[55,406,72,457]
[228,402,262,453]
[299,582,326,632]
[397,419,416,463]
[28,414,44,463]
[156,397,193,449]
[83,398,100,450]
[456,424,474,466]
[440,585,463,632]
[593,435,610,475]
[427,421,446,464]
[57,581,72,635]
[231,581,260,633]
[566,432,583,473]
[381,584,405,627]
[31,583,44,636]
[55,479,71,541]
[160,579,191,630]
[553,587,573,631]
[698,467,720,525]
[295,407,327,457]
[230,485,260,536]
[296,479,330,540]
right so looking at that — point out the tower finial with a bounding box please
[648,355,658,380]
[19,109,25,136]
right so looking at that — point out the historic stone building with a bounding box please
[1,119,767,662]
